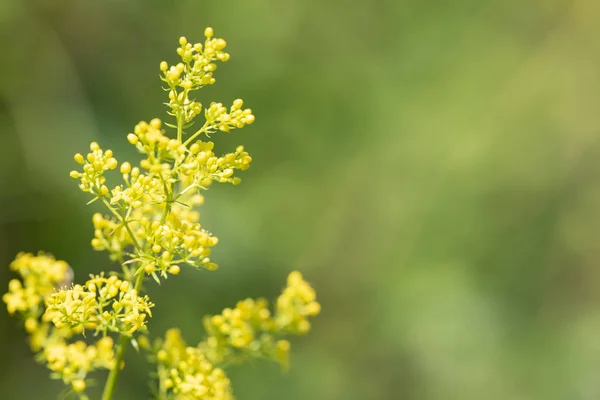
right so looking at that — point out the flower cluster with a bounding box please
[70,127,237,277]
[275,271,321,334]
[90,212,133,262]
[69,32,254,281]
[159,30,254,144]
[204,100,255,133]
[3,252,71,316]
[154,329,233,400]
[4,29,319,400]
[44,337,115,394]
[70,142,118,196]
[151,272,320,398]
[2,253,117,397]
[45,274,154,336]
[199,271,320,368]
[160,28,232,129]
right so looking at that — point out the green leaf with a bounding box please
[86,196,100,205]
[151,271,161,285]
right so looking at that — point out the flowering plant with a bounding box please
[3,28,320,400]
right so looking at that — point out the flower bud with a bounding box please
[74,153,85,164]
[127,134,139,145]
[120,162,131,174]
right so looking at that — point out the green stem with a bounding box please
[159,174,172,225]
[122,216,142,250]
[99,196,141,250]
[182,121,210,147]
[100,197,122,220]
[157,363,168,399]
[134,262,145,291]
[101,335,128,400]
[175,88,189,142]
[177,115,183,142]
[100,267,145,400]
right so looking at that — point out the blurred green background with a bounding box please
[2,0,600,399]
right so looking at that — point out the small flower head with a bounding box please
[275,271,321,334]
[45,275,154,336]
[44,336,116,390]
[199,272,320,368]
[70,143,118,196]
[3,253,71,316]
[155,328,234,400]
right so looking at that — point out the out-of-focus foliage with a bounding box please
[2,0,600,399]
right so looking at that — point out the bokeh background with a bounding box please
[2,0,600,399]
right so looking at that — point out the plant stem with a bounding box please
[99,196,141,250]
[100,268,145,400]
[159,174,172,225]
[182,121,209,147]
[101,335,128,400]
[177,116,183,142]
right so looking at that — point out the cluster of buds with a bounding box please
[179,142,252,190]
[198,271,320,368]
[44,337,115,393]
[2,253,118,395]
[275,271,321,334]
[162,29,229,85]
[70,142,118,196]
[161,29,230,127]
[206,100,255,133]
[204,298,273,349]
[136,210,219,275]
[3,252,71,318]
[155,329,234,400]
[109,172,162,210]
[127,119,187,162]
[91,213,133,261]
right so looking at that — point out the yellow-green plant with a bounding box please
[3,27,320,400]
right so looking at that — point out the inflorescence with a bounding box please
[3,27,319,400]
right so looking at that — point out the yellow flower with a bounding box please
[3,29,321,400]
[198,272,319,368]
[275,271,321,334]
[155,328,234,400]
[3,279,27,314]
[72,379,86,392]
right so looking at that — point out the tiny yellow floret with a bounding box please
[24,318,38,333]
[72,379,86,392]
[127,133,139,145]
[144,263,156,274]
[120,162,131,174]
[74,153,85,164]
